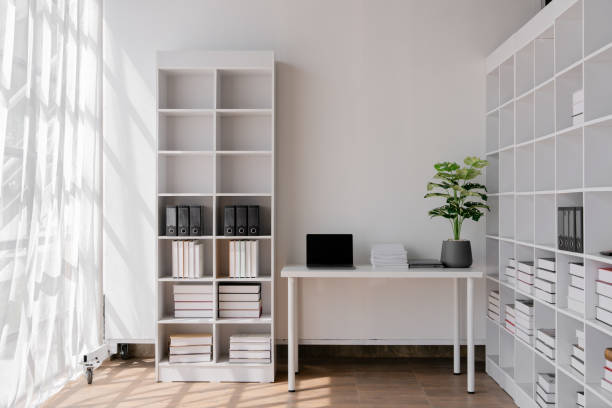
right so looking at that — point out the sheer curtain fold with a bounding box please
[0,0,102,406]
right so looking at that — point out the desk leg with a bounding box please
[288,277,296,392]
[453,278,460,375]
[294,278,299,374]
[467,277,474,394]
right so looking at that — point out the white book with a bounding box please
[183,240,189,278]
[505,276,516,285]
[599,268,612,283]
[596,307,612,327]
[573,113,584,126]
[488,310,500,321]
[488,303,500,315]
[219,293,260,301]
[536,268,556,283]
[174,301,213,310]
[605,368,612,383]
[517,280,532,294]
[570,275,585,290]
[576,329,585,348]
[229,358,270,364]
[577,391,585,407]
[174,310,214,318]
[572,101,584,116]
[508,258,517,268]
[178,241,184,278]
[505,324,515,335]
[536,339,555,360]
[195,243,204,278]
[229,241,235,278]
[251,241,259,277]
[537,258,556,272]
[188,241,195,278]
[602,378,612,394]
[570,355,584,375]
[536,384,555,403]
[219,309,261,318]
[567,297,584,315]
[537,373,555,394]
[169,354,211,363]
[174,293,213,302]
[515,313,534,331]
[572,89,584,104]
[515,327,532,344]
[518,261,534,274]
[241,241,247,278]
[230,334,271,343]
[170,333,212,346]
[505,266,516,277]
[597,280,612,298]
[489,290,500,300]
[172,241,179,278]
[518,271,534,284]
[568,285,584,302]
[598,294,612,312]
[572,344,584,361]
[505,304,515,317]
[506,314,515,325]
[535,288,556,304]
[534,278,555,293]
[569,262,585,278]
[537,329,555,348]
[170,345,212,355]
[488,295,500,308]
[229,350,270,359]
[535,394,554,408]
[173,284,213,294]
[515,299,534,316]
[230,342,271,351]
[219,301,261,310]
[245,240,251,278]
[219,284,260,294]
[236,241,242,278]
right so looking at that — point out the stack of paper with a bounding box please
[571,329,585,376]
[577,391,585,407]
[517,261,535,294]
[172,240,204,279]
[534,258,556,304]
[218,284,262,318]
[595,267,612,326]
[174,284,213,318]
[535,329,555,361]
[505,258,516,285]
[488,290,500,322]
[568,262,585,315]
[536,373,555,408]
[229,240,259,278]
[505,304,516,335]
[515,299,534,345]
[229,334,271,364]
[370,244,407,266]
[169,333,212,363]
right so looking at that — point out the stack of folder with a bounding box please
[535,329,555,361]
[558,207,583,253]
[505,258,516,285]
[218,284,262,318]
[168,333,212,363]
[568,262,585,314]
[172,240,204,278]
[174,284,213,318]
[595,267,612,326]
[534,258,556,304]
[229,334,271,364]
[229,240,259,278]
[571,329,585,376]
[515,299,534,345]
[536,373,555,408]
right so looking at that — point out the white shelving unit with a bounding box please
[155,51,275,383]
[485,1,612,407]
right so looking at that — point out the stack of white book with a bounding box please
[571,329,585,377]
[172,240,205,278]
[218,284,261,318]
[229,240,259,278]
[535,329,555,361]
[601,347,612,393]
[488,290,500,322]
[534,258,556,304]
[536,373,555,408]
[229,334,271,364]
[568,262,585,315]
[174,284,213,318]
[577,390,585,407]
[370,243,407,266]
[504,304,516,334]
[572,89,584,126]
[168,333,212,363]
[515,299,534,345]
[517,261,535,294]
[505,258,516,285]
[595,267,612,326]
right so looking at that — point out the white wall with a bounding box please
[102,0,540,344]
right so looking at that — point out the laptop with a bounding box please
[307,234,355,268]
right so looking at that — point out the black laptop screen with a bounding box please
[307,234,353,267]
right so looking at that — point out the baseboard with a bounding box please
[275,338,486,346]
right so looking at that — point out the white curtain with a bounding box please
[0,0,102,406]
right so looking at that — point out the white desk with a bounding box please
[280,265,484,393]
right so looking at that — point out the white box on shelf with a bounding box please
[569,262,585,278]
[571,275,585,290]
[537,258,555,271]
[570,355,584,375]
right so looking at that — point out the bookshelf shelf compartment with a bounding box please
[534,138,555,191]
[584,0,612,57]
[534,194,555,248]
[500,103,515,149]
[218,70,273,110]
[555,1,583,74]
[556,128,583,191]
[216,239,271,279]
[486,111,499,153]
[584,118,612,189]
[535,27,555,86]
[584,47,612,122]
[516,195,534,244]
[487,68,500,111]
[216,155,272,195]
[158,70,215,110]
[516,144,534,193]
[158,114,214,151]
[216,113,272,151]
[584,191,612,254]
[516,92,534,144]
[534,81,555,139]
[158,155,214,195]
[556,64,583,132]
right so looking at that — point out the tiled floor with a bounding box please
[44,358,516,407]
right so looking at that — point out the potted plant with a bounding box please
[424,157,489,267]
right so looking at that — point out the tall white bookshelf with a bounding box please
[155,51,275,382]
[485,1,612,407]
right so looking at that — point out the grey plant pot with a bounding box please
[440,240,473,268]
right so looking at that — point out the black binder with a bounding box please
[165,206,177,236]
[178,206,189,236]
[189,206,202,236]
[224,206,235,236]
[575,206,583,253]
[568,207,575,252]
[236,206,248,236]
[558,207,564,250]
[248,205,259,236]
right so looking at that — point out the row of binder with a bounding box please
[224,205,259,236]
[558,206,583,253]
[166,205,202,236]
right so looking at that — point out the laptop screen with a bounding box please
[307,234,353,267]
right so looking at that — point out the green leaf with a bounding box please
[462,183,487,191]
[427,182,452,191]
[424,192,450,199]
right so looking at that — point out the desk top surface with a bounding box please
[280,265,484,278]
